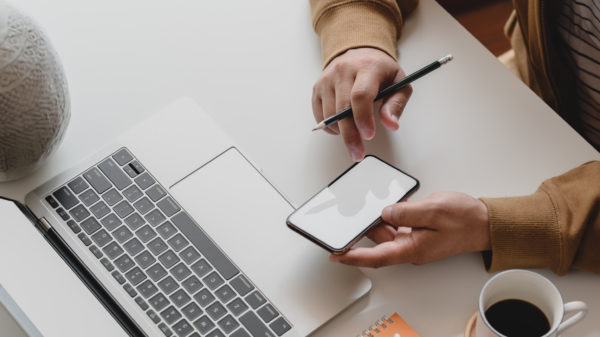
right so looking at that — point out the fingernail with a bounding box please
[351,149,363,162]
[359,126,374,140]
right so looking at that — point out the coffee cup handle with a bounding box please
[556,301,588,333]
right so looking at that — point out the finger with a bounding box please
[381,201,430,229]
[312,95,337,135]
[350,70,381,140]
[331,71,365,161]
[365,224,396,244]
[330,240,413,268]
[320,86,339,135]
[379,83,412,131]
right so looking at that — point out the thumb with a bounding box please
[381,201,425,228]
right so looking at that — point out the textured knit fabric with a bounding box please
[309,0,600,275]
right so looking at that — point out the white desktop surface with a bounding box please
[1,0,599,336]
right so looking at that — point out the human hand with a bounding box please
[329,191,491,268]
[312,48,412,162]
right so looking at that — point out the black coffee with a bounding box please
[485,299,550,337]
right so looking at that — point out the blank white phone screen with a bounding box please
[288,156,417,251]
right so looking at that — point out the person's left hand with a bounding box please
[329,191,491,268]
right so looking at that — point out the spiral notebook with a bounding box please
[358,312,421,337]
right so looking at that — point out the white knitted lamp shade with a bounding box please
[0,1,70,181]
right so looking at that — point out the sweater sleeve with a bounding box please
[309,0,419,67]
[480,161,600,275]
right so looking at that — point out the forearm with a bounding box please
[481,161,600,275]
[309,0,418,66]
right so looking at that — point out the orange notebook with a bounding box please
[358,313,421,337]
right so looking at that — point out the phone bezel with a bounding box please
[286,155,419,254]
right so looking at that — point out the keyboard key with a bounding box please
[134,172,155,190]
[231,328,251,337]
[78,233,92,246]
[136,225,157,243]
[45,195,59,208]
[230,275,254,297]
[103,242,124,260]
[257,304,278,323]
[137,280,159,299]
[194,289,216,308]
[170,289,192,308]
[179,246,201,265]
[269,317,291,336]
[218,314,240,334]
[202,271,225,291]
[147,309,161,324]
[53,186,79,210]
[193,315,216,335]
[91,229,112,247]
[181,276,203,294]
[124,213,145,231]
[172,212,239,280]
[167,234,189,252]
[66,219,82,234]
[133,197,153,215]
[79,189,100,206]
[114,254,135,273]
[123,283,137,297]
[134,250,156,269]
[123,165,137,178]
[68,177,89,194]
[158,250,180,269]
[80,218,101,235]
[113,148,133,165]
[102,188,123,206]
[129,161,145,174]
[158,276,180,295]
[190,259,212,278]
[125,267,147,286]
[146,184,167,202]
[226,298,249,317]
[100,213,122,231]
[100,257,115,272]
[239,311,276,337]
[147,263,168,282]
[123,185,143,202]
[149,293,169,311]
[181,302,203,321]
[114,200,134,218]
[206,329,225,337]
[144,209,166,227]
[83,167,111,194]
[161,306,183,325]
[148,237,168,256]
[157,221,177,240]
[157,197,180,217]
[158,323,173,337]
[90,201,110,219]
[113,226,133,244]
[112,271,126,285]
[98,158,132,190]
[56,208,70,221]
[135,296,149,311]
[89,245,103,258]
[123,238,144,256]
[245,291,266,309]
[206,301,227,321]
[171,262,191,282]
[173,319,194,337]
[215,285,236,304]
[69,204,90,222]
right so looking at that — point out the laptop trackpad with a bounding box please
[169,148,371,335]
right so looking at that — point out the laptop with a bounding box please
[13,97,371,337]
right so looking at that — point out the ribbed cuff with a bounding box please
[314,2,400,67]
[480,189,562,274]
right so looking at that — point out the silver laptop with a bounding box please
[17,97,371,337]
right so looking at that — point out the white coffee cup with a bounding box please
[476,269,587,337]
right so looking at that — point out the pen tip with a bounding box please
[312,121,325,131]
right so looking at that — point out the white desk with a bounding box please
[1,0,599,336]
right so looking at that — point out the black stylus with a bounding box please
[312,54,453,131]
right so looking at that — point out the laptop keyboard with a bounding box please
[44,148,291,337]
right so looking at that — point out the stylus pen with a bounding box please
[312,54,454,131]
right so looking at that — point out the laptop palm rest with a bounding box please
[169,147,372,335]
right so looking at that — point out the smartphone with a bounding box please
[286,155,419,254]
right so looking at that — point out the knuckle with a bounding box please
[351,87,373,102]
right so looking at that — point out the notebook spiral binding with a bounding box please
[357,314,395,337]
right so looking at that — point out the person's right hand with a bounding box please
[312,48,412,162]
